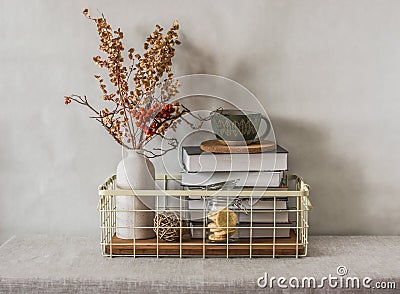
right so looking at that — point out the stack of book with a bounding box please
[181,144,291,239]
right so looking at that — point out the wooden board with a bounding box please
[200,140,276,154]
[105,230,304,256]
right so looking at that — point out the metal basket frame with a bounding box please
[98,173,311,258]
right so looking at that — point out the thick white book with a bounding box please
[189,211,208,221]
[184,186,289,200]
[190,222,291,239]
[239,211,289,223]
[182,145,288,172]
[240,198,287,210]
[188,200,207,210]
[188,199,287,210]
[188,208,289,223]
[238,223,291,238]
[181,171,284,187]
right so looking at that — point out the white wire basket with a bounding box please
[97,173,311,258]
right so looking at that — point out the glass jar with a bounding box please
[206,196,239,243]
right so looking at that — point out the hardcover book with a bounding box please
[182,145,288,172]
[190,222,291,239]
[181,171,284,187]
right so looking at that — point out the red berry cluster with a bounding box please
[131,103,177,137]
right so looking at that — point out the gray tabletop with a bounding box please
[0,235,399,293]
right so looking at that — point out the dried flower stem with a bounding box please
[65,9,202,158]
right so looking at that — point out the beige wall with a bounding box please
[1,0,399,236]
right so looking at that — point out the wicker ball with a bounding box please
[153,212,190,242]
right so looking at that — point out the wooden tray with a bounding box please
[105,230,304,256]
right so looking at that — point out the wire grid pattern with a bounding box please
[98,174,311,258]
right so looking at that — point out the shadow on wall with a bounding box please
[175,32,218,75]
[175,31,272,89]
[273,117,367,235]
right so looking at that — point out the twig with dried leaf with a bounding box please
[65,9,202,158]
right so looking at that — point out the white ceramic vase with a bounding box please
[116,149,156,239]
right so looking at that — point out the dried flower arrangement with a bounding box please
[65,9,202,157]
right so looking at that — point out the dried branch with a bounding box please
[142,134,178,158]
[66,9,205,158]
